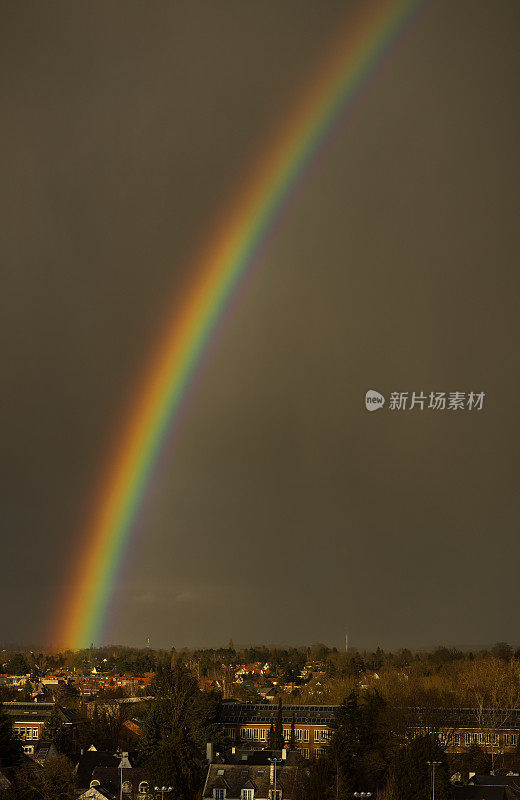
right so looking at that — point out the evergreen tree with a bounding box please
[275,698,284,750]
[139,662,215,800]
[388,733,449,800]
[289,712,296,751]
[0,702,21,769]
[268,723,276,750]
[328,691,363,798]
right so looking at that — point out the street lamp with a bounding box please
[268,757,281,800]
[154,787,173,800]
[426,760,442,800]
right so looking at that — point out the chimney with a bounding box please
[206,742,214,763]
[270,764,275,785]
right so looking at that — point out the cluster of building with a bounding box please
[3,696,520,799]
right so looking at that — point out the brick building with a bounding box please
[3,701,85,755]
[218,703,336,760]
[219,703,520,760]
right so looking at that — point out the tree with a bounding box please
[268,723,276,750]
[387,733,449,800]
[490,643,513,661]
[139,662,213,800]
[328,692,364,798]
[5,655,28,677]
[12,754,76,800]
[41,707,64,745]
[289,713,296,751]
[275,699,284,750]
[0,703,21,769]
[460,744,491,779]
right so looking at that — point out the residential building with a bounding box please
[2,701,85,756]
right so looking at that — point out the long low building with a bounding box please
[218,703,520,759]
[218,703,337,759]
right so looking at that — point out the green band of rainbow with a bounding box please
[56,0,425,649]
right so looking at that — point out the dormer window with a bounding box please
[241,790,254,800]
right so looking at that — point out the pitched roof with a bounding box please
[75,751,120,789]
[203,763,300,799]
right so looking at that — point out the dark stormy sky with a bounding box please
[1,1,519,650]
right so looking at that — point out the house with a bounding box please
[452,775,520,800]
[2,701,86,755]
[203,754,301,800]
[74,750,124,791]
[76,751,151,799]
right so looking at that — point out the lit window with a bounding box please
[303,730,309,742]
[32,729,38,739]
[214,790,226,800]
[241,790,254,800]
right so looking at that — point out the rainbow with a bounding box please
[56,0,427,649]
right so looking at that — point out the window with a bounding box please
[314,730,320,742]
[214,790,226,800]
[315,747,325,758]
[301,748,310,758]
[241,790,254,800]
[476,732,498,746]
[284,729,291,740]
[505,734,518,747]
[225,727,235,740]
[452,733,460,746]
[259,729,267,741]
[138,782,149,793]
[32,728,38,739]
[269,791,282,800]
[295,729,303,742]
[303,729,309,742]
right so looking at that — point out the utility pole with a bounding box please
[426,760,442,800]
[269,757,281,800]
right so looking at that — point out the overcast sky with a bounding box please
[1,0,519,650]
